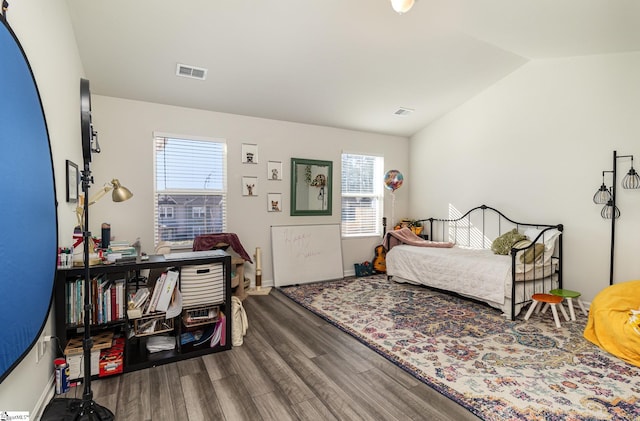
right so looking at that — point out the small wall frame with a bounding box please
[242,176,258,196]
[241,143,258,164]
[268,193,282,212]
[267,161,282,180]
[66,159,79,203]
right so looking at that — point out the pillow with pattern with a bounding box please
[491,228,527,255]
[512,239,546,264]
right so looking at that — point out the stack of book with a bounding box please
[127,287,150,319]
[107,241,136,257]
[65,275,125,325]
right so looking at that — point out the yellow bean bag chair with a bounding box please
[584,280,640,367]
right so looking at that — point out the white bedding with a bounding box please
[386,244,557,318]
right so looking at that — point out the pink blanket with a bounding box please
[383,227,454,251]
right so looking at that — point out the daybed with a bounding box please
[584,280,640,367]
[385,205,563,320]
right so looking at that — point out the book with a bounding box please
[147,272,166,314]
[115,280,125,320]
[155,270,178,313]
[131,287,150,309]
[92,277,98,324]
[111,284,117,321]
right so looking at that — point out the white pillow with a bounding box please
[523,228,561,254]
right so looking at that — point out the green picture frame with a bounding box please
[290,158,332,216]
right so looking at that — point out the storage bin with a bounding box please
[183,305,219,328]
[354,262,373,277]
[133,314,174,337]
[180,263,226,306]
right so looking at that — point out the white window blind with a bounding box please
[341,153,384,237]
[154,135,227,248]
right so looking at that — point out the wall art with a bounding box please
[268,193,282,212]
[242,176,258,196]
[241,143,258,164]
[66,159,79,203]
[267,160,282,180]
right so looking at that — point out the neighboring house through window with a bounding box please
[154,134,227,249]
[341,153,384,237]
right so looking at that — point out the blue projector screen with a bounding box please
[0,16,58,382]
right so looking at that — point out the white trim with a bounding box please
[32,374,55,421]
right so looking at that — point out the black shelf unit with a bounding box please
[53,251,232,376]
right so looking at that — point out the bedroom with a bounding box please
[1,0,639,418]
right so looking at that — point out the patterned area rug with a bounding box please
[279,275,640,421]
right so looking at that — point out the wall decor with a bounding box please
[268,193,282,212]
[66,159,79,203]
[267,160,282,180]
[242,176,258,196]
[241,143,258,164]
[290,157,332,216]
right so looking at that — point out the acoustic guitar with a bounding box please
[373,217,387,273]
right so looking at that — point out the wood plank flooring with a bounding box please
[59,289,481,420]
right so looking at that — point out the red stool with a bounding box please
[524,293,569,328]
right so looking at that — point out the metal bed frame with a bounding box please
[410,205,563,320]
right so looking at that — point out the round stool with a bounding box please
[524,293,569,328]
[549,289,587,321]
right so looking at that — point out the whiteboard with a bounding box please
[271,224,343,286]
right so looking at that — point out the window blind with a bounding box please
[341,153,384,237]
[154,136,227,248]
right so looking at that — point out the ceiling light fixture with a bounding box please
[391,0,415,14]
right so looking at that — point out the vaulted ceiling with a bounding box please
[66,0,640,137]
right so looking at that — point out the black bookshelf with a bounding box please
[53,251,232,377]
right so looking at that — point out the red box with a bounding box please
[99,337,125,377]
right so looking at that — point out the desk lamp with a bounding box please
[75,178,133,229]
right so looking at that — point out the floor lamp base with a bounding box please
[41,398,114,421]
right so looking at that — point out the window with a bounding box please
[159,206,174,219]
[341,153,384,237]
[192,206,206,218]
[154,135,227,248]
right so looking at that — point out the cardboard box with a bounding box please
[99,337,125,377]
[67,351,100,380]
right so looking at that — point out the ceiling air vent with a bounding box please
[176,63,208,80]
[393,107,414,117]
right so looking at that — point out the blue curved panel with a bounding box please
[0,17,58,382]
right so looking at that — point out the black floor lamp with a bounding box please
[42,79,132,420]
[592,150,640,285]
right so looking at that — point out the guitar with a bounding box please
[373,217,387,273]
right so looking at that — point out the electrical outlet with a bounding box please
[35,334,50,363]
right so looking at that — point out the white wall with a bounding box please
[0,3,408,413]
[409,52,640,303]
[0,0,85,416]
[87,96,409,286]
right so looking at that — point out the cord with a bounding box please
[50,336,66,357]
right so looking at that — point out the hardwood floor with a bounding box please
[59,290,481,420]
